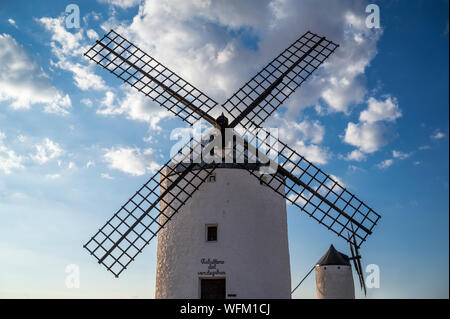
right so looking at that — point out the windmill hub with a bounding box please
[216,113,229,129]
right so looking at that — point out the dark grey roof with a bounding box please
[317,244,351,266]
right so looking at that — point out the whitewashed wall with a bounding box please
[155,168,291,299]
[315,265,355,299]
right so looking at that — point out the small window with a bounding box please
[207,173,216,183]
[206,225,218,242]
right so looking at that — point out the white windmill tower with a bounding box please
[155,163,291,299]
[82,29,381,299]
[292,241,368,298]
[315,244,355,299]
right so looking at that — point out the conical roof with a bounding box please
[317,244,350,266]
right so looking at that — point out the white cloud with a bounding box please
[101,173,114,179]
[0,34,71,115]
[359,96,401,123]
[287,193,307,206]
[348,165,366,173]
[57,61,107,91]
[90,0,392,166]
[98,91,117,115]
[279,8,382,115]
[98,0,141,9]
[343,122,389,154]
[376,159,393,169]
[104,146,160,176]
[272,115,325,145]
[329,174,346,189]
[376,150,412,169]
[292,140,330,165]
[120,89,173,130]
[431,131,446,140]
[267,114,329,164]
[83,12,102,26]
[392,150,411,160]
[86,161,95,168]
[45,173,61,179]
[419,145,431,151]
[33,1,399,172]
[343,149,366,162]
[44,94,72,115]
[342,95,401,157]
[8,18,18,28]
[39,17,83,56]
[318,76,366,114]
[97,87,172,130]
[0,132,24,174]
[112,0,382,117]
[81,98,93,107]
[31,138,64,164]
[38,17,107,91]
[86,29,99,40]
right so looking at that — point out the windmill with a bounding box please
[83,29,381,298]
[291,242,366,299]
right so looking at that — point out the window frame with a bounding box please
[206,224,218,242]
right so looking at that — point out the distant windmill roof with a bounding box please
[317,245,350,266]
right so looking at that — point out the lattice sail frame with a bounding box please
[84,29,218,126]
[349,231,367,295]
[84,137,217,277]
[231,128,381,248]
[223,31,339,129]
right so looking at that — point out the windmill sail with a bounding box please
[83,30,224,277]
[84,138,217,277]
[84,29,219,126]
[223,31,339,129]
[232,128,381,248]
[222,29,379,248]
[349,230,367,295]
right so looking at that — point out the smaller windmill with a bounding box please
[291,241,367,299]
[82,28,381,298]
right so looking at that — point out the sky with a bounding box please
[0,0,448,298]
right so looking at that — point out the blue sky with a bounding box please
[0,0,448,298]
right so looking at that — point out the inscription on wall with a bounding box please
[198,258,225,277]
